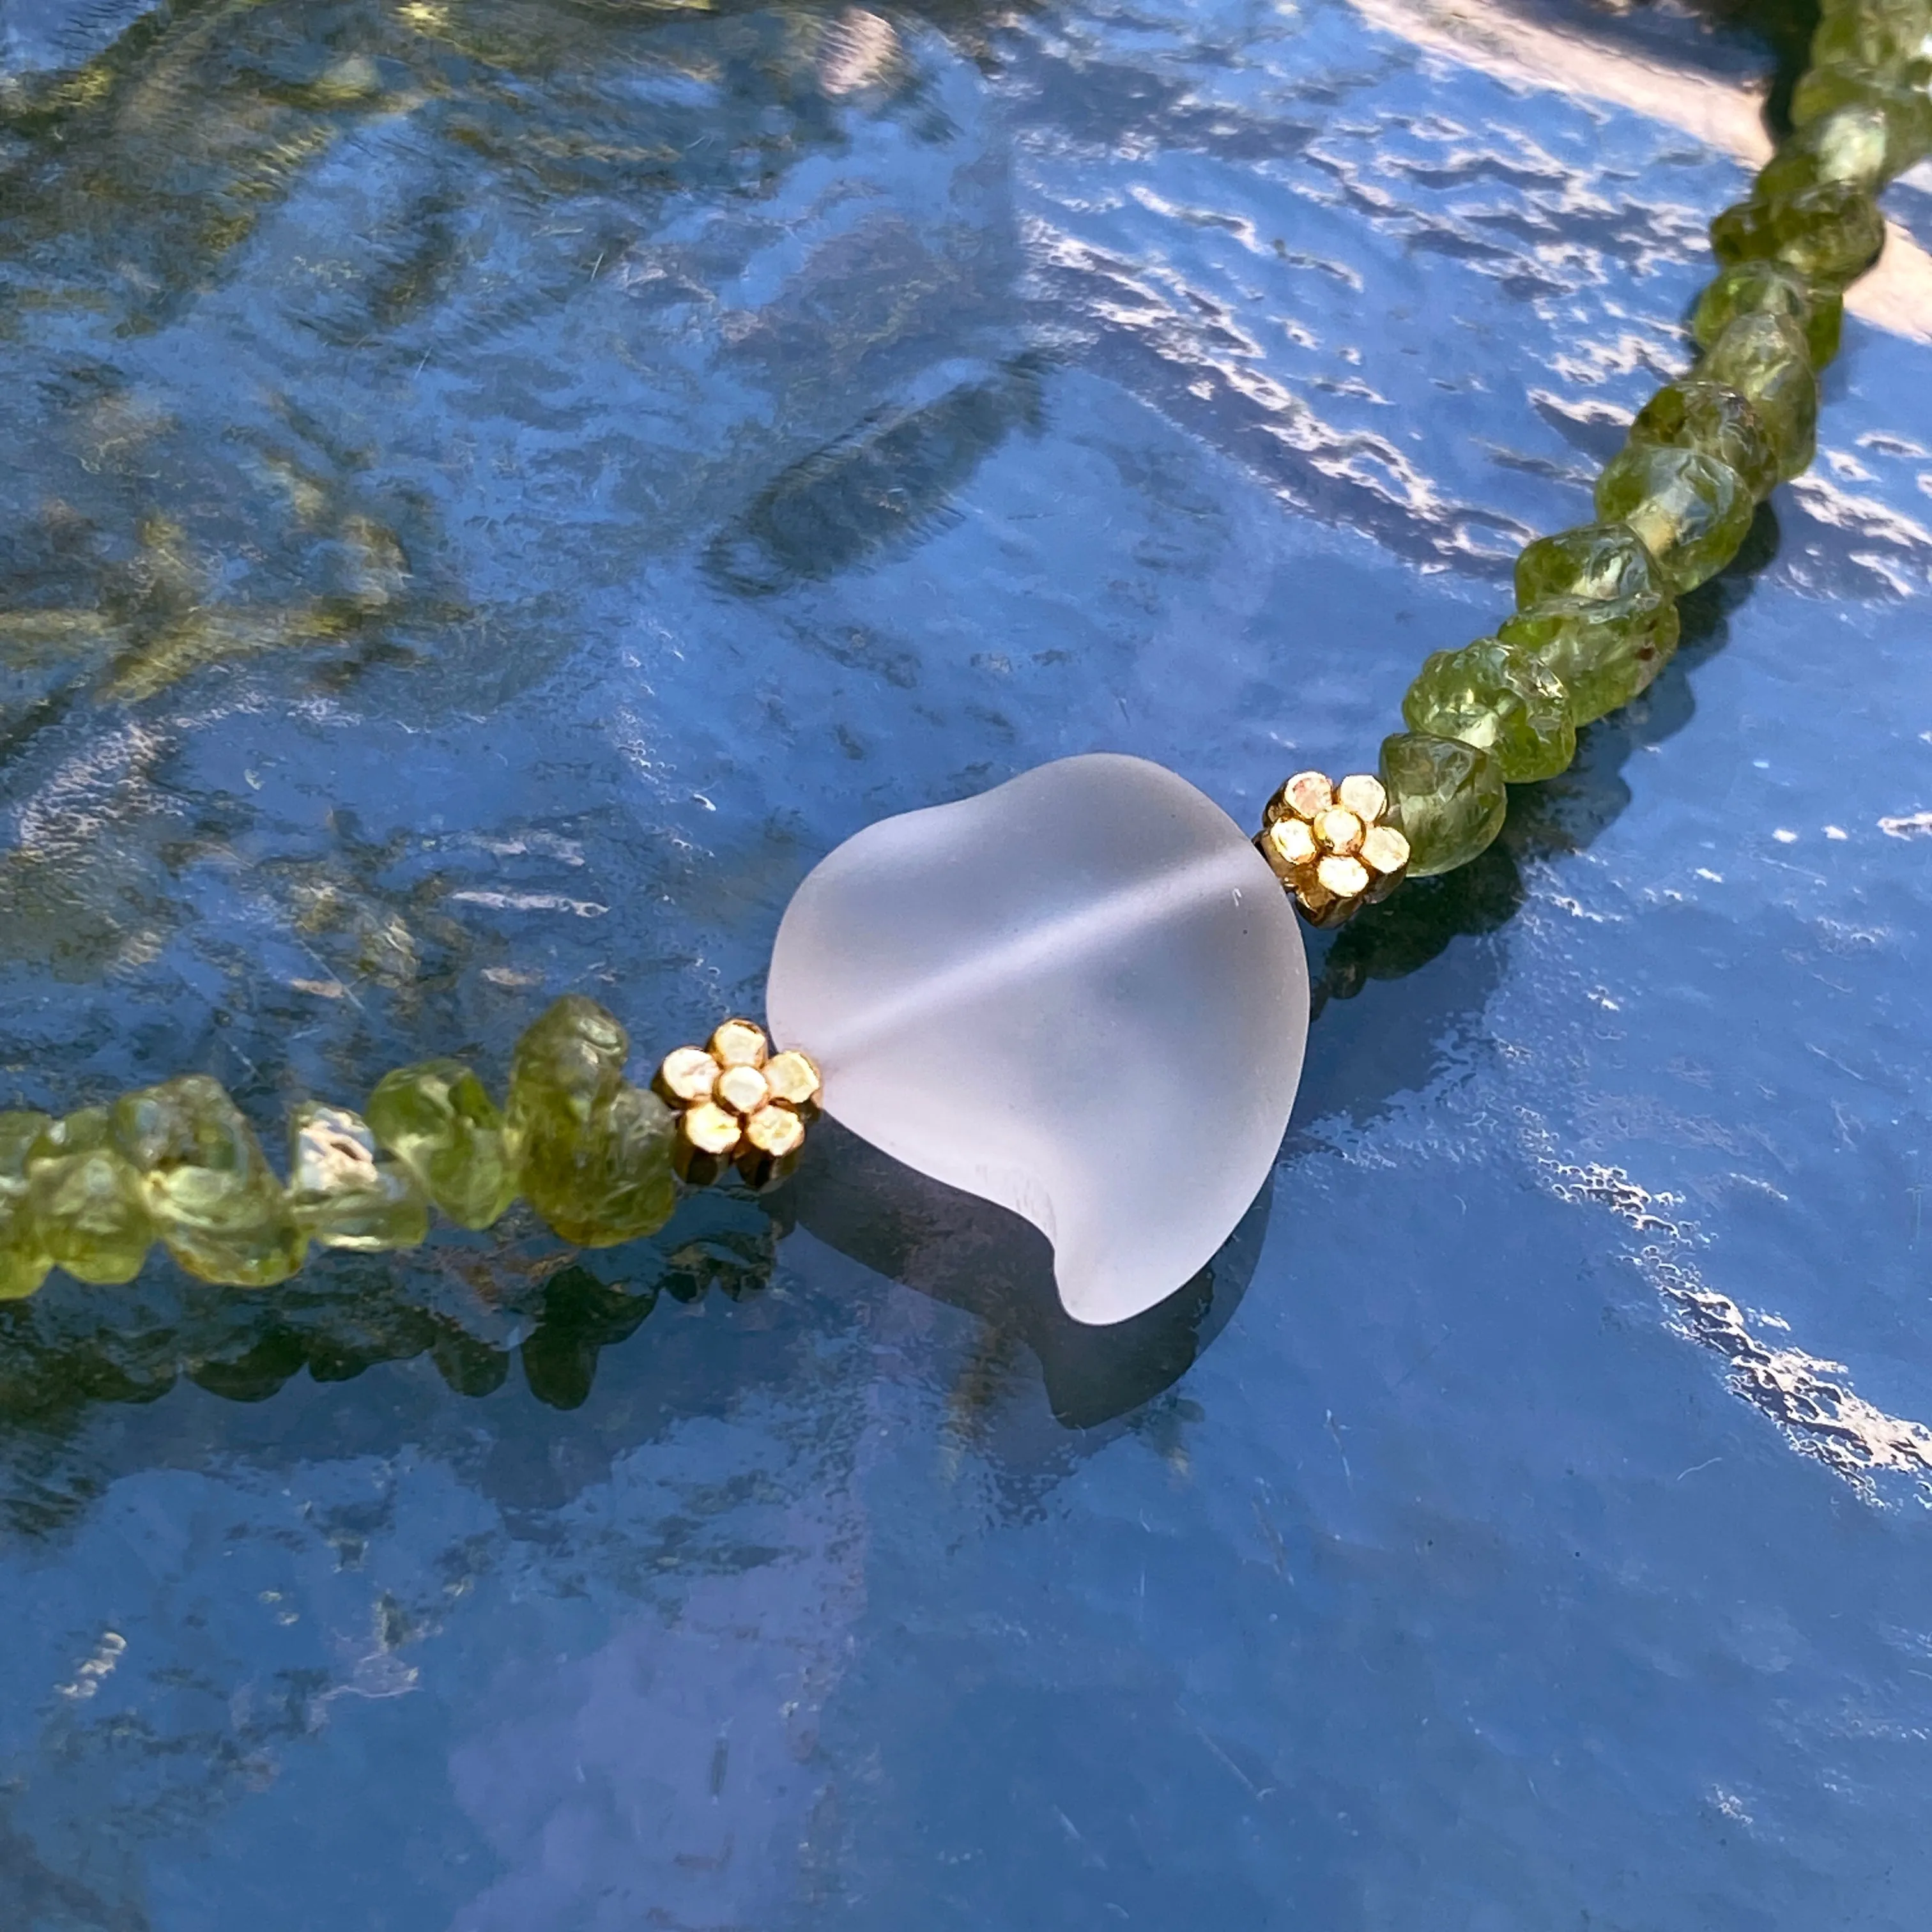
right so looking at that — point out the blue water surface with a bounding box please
[1,0,1931,1924]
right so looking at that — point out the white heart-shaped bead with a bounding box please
[766,754,1308,1324]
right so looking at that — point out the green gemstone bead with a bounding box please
[1498,599,1679,726]
[1756,105,1892,200]
[1629,379,1779,502]
[366,1059,518,1230]
[509,997,677,1248]
[1505,522,1680,723]
[27,1108,155,1286]
[1696,313,1819,480]
[1710,181,1885,291]
[1791,63,1932,178]
[1691,260,1841,370]
[1514,519,1662,608]
[111,1076,305,1287]
[1402,638,1576,783]
[288,1103,431,1252]
[1594,443,1754,594]
[1811,0,1932,80]
[0,1111,52,1301]
[1378,731,1508,878]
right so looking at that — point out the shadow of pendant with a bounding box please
[784,1117,1271,1430]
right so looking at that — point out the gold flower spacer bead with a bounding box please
[1255,767,1409,928]
[656,1022,822,1190]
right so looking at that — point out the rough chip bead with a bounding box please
[1811,0,1932,76]
[1756,103,1892,198]
[1499,601,1680,727]
[1255,767,1409,924]
[1791,65,1932,179]
[1402,638,1577,783]
[1710,180,1886,291]
[111,1075,305,1287]
[0,1111,52,1301]
[1696,312,1820,480]
[1594,443,1754,594]
[1629,379,1779,502]
[27,1108,156,1287]
[365,1059,519,1230]
[1691,259,1841,370]
[1379,732,1508,878]
[509,997,677,1246]
[1513,519,1660,607]
[288,1103,431,1252]
[1503,521,1680,724]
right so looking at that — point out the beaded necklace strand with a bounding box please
[1,8,1926,1304]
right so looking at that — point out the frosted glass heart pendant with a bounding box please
[766,754,1309,1324]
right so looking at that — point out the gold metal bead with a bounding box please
[1317,854,1370,899]
[743,1103,806,1158]
[682,1100,742,1156]
[1279,770,1333,821]
[1314,806,1363,855]
[710,1018,769,1070]
[715,1062,770,1117]
[1359,823,1411,901]
[735,1103,807,1190]
[1337,772,1388,822]
[1254,767,1406,926]
[1262,816,1317,875]
[671,1098,743,1186]
[763,1050,822,1112]
[654,1045,719,1106]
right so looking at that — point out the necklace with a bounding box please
[1,13,1925,1331]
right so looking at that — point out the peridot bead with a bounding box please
[111,1076,305,1287]
[1756,104,1892,201]
[1498,599,1680,726]
[1811,0,1932,81]
[366,1059,518,1229]
[1402,638,1575,783]
[1594,443,1754,594]
[1791,64,1932,180]
[1378,730,1507,878]
[1629,379,1779,502]
[1710,181,1885,292]
[1696,313,1819,480]
[1503,522,1680,723]
[509,997,677,1248]
[1691,259,1840,369]
[1513,519,1662,607]
[0,1111,52,1301]
[27,1108,155,1286]
[289,1103,431,1252]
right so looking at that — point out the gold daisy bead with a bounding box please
[654,1025,822,1189]
[1255,768,1410,928]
